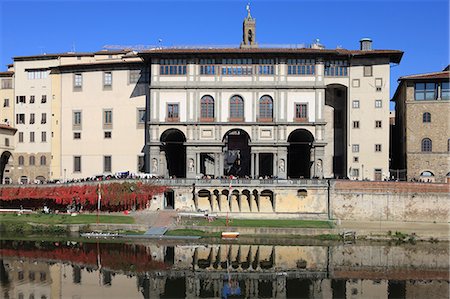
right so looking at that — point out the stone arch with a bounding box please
[223,129,251,177]
[419,170,435,182]
[160,129,187,178]
[0,151,12,185]
[260,189,275,212]
[287,129,314,179]
[230,189,240,212]
[198,189,212,212]
[241,189,251,212]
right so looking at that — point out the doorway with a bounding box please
[164,189,175,209]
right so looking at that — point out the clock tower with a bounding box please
[240,3,258,48]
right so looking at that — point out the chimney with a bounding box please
[360,38,372,51]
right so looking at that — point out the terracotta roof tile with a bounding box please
[399,71,450,80]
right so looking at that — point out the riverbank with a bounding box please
[0,210,448,242]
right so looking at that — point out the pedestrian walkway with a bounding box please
[133,209,177,229]
[338,220,450,240]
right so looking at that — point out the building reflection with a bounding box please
[0,241,448,298]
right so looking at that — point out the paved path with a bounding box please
[338,220,450,240]
[133,210,177,228]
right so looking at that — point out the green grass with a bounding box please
[0,213,134,224]
[182,218,333,229]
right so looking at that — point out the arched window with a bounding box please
[18,155,24,166]
[29,155,35,165]
[423,112,431,123]
[200,95,214,121]
[40,155,47,166]
[421,138,432,152]
[229,95,244,121]
[259,95,273,121]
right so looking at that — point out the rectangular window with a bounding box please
[103,110,113,128]
[30,132,35,143]
[294,103,308,121]
[352,144,360,152]
[375,78,383,91]
[74,73,82,88]
[200,59,216,75]
[287,59,315,75]
[16,114,25,124]
[5,138,9,147]
[352,79,360,88]
[375,144,382,152]
[3,98,9,107]
[1,78,12,89]
[375,99,382,108]
[74,156,81,172]
[27,70,47,80]
[353,121,360,129]
[73,111,82,129]
[41,131,47,142]
[103,72,112,87]
[352,168,360,177]
[129,69,141,84]
[41,113,47,124]
[18,132,23,142]
[29,113,35,124]
[160,59,187,75]
[74,132,81,139]
[30,96,35,103]
[104,156,112,173]
[137,108,146,124]
[415,83,437,100]
[167,103,179,121]
[375,120,382,128]
[352,100,360,108]
[258,59,275,75]
[363,65,373,77]
[16,96,26,104]
[104,131,112,139]
[324,60,348,77]
[41,95,47,103]
[441,82,449,100]
[353,156,359,163]
[221,58,253,75]
[374,168,382,181]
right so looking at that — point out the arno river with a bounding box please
[0,239,448,298]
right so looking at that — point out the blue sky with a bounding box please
[1,0,449,105]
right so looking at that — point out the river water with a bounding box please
[0,239,448,298]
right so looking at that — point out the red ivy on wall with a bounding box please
[0,182,166,211]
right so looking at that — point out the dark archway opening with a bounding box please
[287,129,314,178]
[160,129,186,178]
[164,189,175,209]
[223,129,251,177]
[259,153,273,178]
[325,84,348,178]
[0,151,11,185]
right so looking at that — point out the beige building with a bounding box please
[1,10,402,182]
[140,15,401,181]
[392,66,450,182]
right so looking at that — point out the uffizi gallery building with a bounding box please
[0,11,404,184]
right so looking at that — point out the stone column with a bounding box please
[315,58,324,84]
[315,88,325,123]
[273,152,278,178]
[255,153,260,178]
[250,153,255,178]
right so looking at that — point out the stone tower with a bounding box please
[240,3,258,48]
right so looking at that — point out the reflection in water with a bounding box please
[0,240,448,298]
